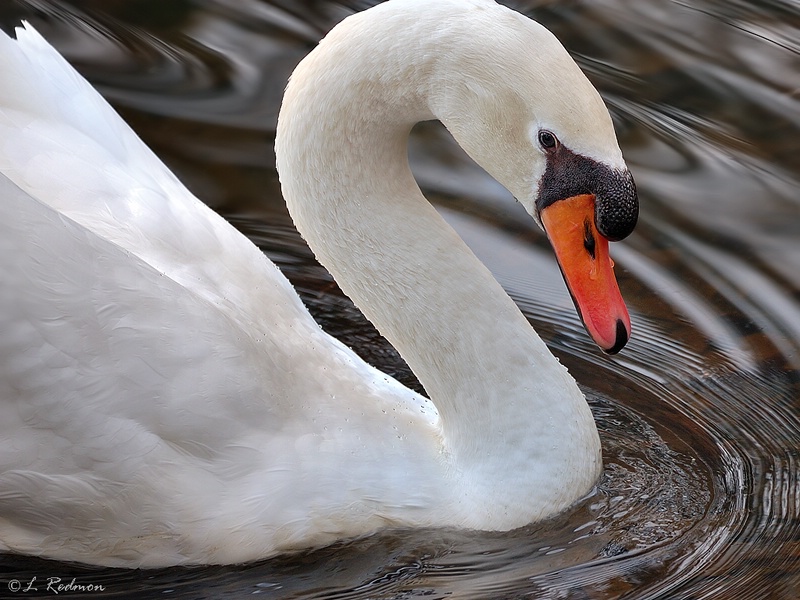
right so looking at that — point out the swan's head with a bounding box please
[532,130,636,356]
[428,4,638,354]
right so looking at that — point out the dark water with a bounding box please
[0,0,799,598]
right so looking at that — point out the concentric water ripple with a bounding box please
[0,0,798,598]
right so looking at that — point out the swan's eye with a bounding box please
[538,130,558,150]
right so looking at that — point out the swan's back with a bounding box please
[0,23,284,564]
[0,24,307,346]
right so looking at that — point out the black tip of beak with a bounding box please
[604,319,629,355]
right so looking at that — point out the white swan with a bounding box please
[0,0,637,567]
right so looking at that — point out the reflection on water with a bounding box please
[0,0,798,597]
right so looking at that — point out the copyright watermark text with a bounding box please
[7,577,106,594]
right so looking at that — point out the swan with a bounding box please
[0,0,638,567]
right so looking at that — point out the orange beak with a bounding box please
[540,194,630,354]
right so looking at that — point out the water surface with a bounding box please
[0,0,798,598]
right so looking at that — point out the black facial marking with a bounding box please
[595,170,638,242]
[583,219,596,259]
[536,144,638,241]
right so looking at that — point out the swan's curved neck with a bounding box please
[276,0,601,519]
